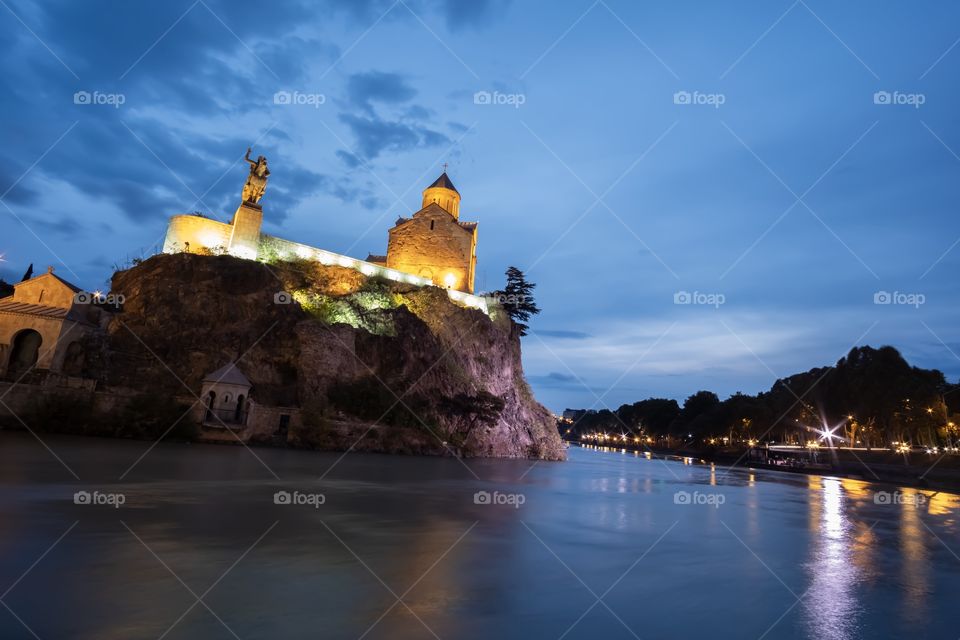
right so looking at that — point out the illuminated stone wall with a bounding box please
[162,203,486,311]
[421,185,460,218]
[162,215,233,254]
[385,204,477,293]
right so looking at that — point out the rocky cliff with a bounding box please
[97,253,564,460]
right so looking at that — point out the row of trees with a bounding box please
[566,346,960,450]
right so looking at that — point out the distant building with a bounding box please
[195,362,301,442]
[0,267,102,380]
[562,408,596,421]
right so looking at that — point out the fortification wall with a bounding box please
[162,215,233,254]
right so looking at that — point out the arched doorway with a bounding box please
[235,395,245,424]
[8,330,42,378]
[204,390,216,422]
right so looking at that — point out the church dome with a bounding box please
[422,171,461,218]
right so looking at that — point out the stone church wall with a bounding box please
[386,209,476,292]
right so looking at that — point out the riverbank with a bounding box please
[567,440,960,493]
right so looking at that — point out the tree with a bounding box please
[496,266,540,336]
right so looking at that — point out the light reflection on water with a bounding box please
[804,477,860,640]
[0,436,959,640]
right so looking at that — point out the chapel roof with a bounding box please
[203,363,252,387]
[426,171,459,194]
[0,299,70,319]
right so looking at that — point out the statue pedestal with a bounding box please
[227,202,263,260]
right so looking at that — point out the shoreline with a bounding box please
[569,440,960,494]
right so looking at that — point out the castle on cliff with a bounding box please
[162,151,483,307]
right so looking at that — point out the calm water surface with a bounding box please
[1,434,958,639]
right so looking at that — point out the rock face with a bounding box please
[100,253,565,461]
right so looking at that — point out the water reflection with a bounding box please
[804,477,860,640]
[898,488,930,623]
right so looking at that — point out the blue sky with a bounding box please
[1,0,959,412]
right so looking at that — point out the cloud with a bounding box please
[338,113,450,161]
[529,371,582,388]
[346,71,417,114]
[438,0,513,30]
[533,329,592,339]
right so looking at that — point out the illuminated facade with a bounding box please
[376,172,478,293]
[162,169,482,300]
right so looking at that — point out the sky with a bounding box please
[1,0,959,413]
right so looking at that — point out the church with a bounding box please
[367,171,478,294]
[162,153,483,305]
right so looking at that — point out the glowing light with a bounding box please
[818,424,841,445]
[296,246,312,259]
[443,273,456,289]
[200,232,223,248]
[229,246,257,260]
[338,256,354,268]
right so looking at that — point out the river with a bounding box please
[0,433,957,639]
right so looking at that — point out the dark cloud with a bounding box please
[338,113,450,161]
[529,371,582,388]
[438,0,512,30]
[336,150,364,169]
[0,0,336,228]
[347,71,417,114]
[0,166,38,205]
[18,215,84,237]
